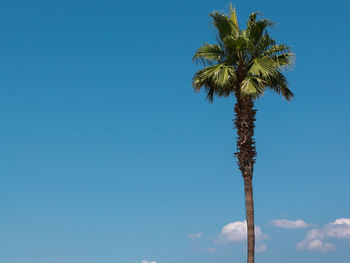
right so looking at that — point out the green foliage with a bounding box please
[193,43,224,65]
[192,4,295,102]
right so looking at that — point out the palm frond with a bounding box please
[192,64,236,102]
[229,4,240,38]
[264,44,290,56]
[193,65,236,88]
[229,4,239,27]
[193,43,224,65]
[210,11,234,40]
[273,53,295,69]
[224,36,247,51]
[193,65,221,91]
[253,33,275,55]
[262,71,294,100]
[210,9,240,41]
[240,76,263,98]
[246,15,274,46]
[247,12,259,24]
[248,56,277,76]
[216,64,236,86]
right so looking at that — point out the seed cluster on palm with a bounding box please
[192,5,295,263]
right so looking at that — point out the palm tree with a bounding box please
[192,5,294,263]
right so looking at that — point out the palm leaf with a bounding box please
[248,56,277,76]
[273,53,295,69]
[246,15,274,46]
[210,11,235,40]
[262,71,294,100]
[264,44,290,56]
[193,43,224,65]
[240,76,263,98]
[229,4,239,28]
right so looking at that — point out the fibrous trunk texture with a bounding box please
[234,94,257,263]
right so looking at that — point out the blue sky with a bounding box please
[1,0,350,263]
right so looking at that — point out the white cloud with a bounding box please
[142,260,157,263]
[219,220,267,243]
[325,218,350,239]
[219,221,247,243]
[296,229,335,252]
[271,219,310,229]
[188,232,202,239]
[297,218,350,252]
[217,220,267,252]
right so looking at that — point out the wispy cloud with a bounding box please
[271,219,310,229]
[142,260,157,263]
[297,218,350,252]
[207,247,217,253]
[188,232,202,239]
[217,220,268,253]
[256,243,267,252]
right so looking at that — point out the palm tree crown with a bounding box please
[193,5,294,102]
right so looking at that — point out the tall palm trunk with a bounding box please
[244,177,255,263]
[234,94,257,263]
